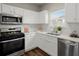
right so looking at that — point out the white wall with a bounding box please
[60,20,79,36]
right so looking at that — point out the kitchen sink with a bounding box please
[47,33,60,35]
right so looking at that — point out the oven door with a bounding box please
[0,37,25,56]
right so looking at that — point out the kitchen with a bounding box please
[0,3,79,56]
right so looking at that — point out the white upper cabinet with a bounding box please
[23,9,38,24]
[14,7,24,16]
[1,4,48,24]
[39,10,48,24]
[65,3,79,23]
[2,4,14,14]
[23,10,48,24]
[65,3,77,23]
[1,4,24,16]
[0,3,1,13]
[76,3,79,22]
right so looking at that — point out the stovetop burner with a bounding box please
[0,28,25,41]
[0,33,24,41]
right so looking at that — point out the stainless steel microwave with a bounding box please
[0,13,22,25]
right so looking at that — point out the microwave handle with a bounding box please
[0,37,24,43]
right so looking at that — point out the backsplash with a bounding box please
[60,20,79,36]
[23,24,48,32]
[22,20,79,37]
[68,23,79,35]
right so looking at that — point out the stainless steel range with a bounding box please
[0,27,25,56]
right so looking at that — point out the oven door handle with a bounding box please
[0,37,24,43]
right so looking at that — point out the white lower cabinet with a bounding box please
[25,32,37,51]
[38,39,57,56]
[25,32,58,56]
[33,33,58,56]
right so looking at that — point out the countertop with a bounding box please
[37,32,79,43]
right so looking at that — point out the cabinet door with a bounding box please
[0,3,1,13]
[2,4,14,14]
[23,10,31,24]
[76,4,79,22]
[65,3,76,23]
[34,33,58,56]
[25,33,36,51]
[25,33,31,51]
[23,10,48,24]
[23,10,38,24]
[14,7,24,16]
[39,10,48,24]
[42,38,57,55]
[38,39,57,56]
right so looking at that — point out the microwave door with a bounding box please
[1,16,22,24]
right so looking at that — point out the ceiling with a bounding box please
[4,3,49,11]
[23,3,48,7]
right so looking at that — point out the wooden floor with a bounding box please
[23,47,50,56]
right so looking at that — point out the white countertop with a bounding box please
[37,32,79,42]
